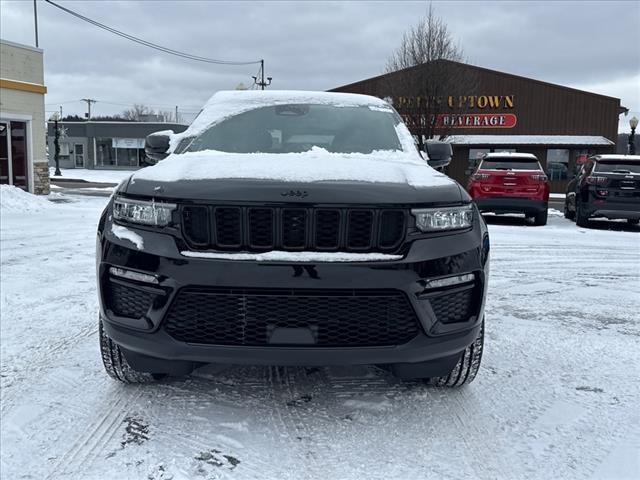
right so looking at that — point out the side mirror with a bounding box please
[144,130,173,164]
[424,141,453,170]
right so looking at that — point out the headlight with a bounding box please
[113,196,176,226]
[411,205,473,232]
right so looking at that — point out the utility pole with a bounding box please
[175,105,179,124]
[81,98,96,120]
[252,59,272,90]
[33,0,39,47]
[59,105,62,119]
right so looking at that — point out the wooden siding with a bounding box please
[331,60,621,142]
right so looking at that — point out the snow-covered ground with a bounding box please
[50,167,136,184]
[1,187,639,480]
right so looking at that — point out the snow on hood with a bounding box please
[131,147,454,188]
[169,90,395,151]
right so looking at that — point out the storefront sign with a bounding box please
[402,113,517,129]
[436,113,517,128]
[395,95,516,110]
[112,138,145,149]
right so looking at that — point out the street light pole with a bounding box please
[252,60,272,90]
[629,116,638,155]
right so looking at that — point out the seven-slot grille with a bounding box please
[181,205,406,252]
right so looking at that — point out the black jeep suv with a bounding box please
[564,154,640,227]
[97,91,489,386]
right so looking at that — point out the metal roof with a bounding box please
[446,135,615,146]
[483,152,539,160]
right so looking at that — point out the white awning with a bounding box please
[446,135,614,146]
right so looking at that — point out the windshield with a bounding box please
[183,104,403,154]
[595,161,640,174]
[479,158,542,170]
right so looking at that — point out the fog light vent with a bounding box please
[425,273,474,290]
[109,267,158,284]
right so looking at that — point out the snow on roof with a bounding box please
[446,135,615,146]
[170,90,390,151]
[483,152,539,160]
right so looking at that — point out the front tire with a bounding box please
[428,322,484,387]
[99,319,158,384]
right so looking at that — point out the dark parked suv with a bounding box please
[97,91,489,386]
[564,154,640,227]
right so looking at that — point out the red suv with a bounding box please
[467,153,550,226]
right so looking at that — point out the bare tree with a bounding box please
[385,4,463,72]
[384,4,476,146]
[121,104,153,121]
[158,110,175,122]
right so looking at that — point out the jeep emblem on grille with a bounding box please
[281,190,308,198]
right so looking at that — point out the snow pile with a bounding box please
[169,90,393,151]
[180,250,403,262]
[0,185,54,212]
[49,167,135,185]
[132,148,452,187]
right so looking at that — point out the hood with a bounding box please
[125,149,462,205]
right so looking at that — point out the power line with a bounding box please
[46,99,202,110]
[44,0,261,66]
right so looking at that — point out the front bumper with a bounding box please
[97,208,489,368]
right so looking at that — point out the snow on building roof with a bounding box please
[446,135,615,146]
[170,90,389,151]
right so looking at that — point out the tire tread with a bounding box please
[99,319,155,384]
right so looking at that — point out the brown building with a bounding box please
[331,60,626,192]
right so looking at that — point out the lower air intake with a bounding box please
[164,288,420,347]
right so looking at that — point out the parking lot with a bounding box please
[0,191,638,480]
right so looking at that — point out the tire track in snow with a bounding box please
[0,323,97,415]
[45,386,144,479]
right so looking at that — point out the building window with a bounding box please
[95,137,145,167]
[547,149,569,180]
[96,138,116,166]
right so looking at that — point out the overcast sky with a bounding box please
[1,0,638,131]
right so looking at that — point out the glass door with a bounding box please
[0,122,8,184]
[74,143,84,167]
[0,121,29,189]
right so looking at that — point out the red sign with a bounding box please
[435,113,517,129]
